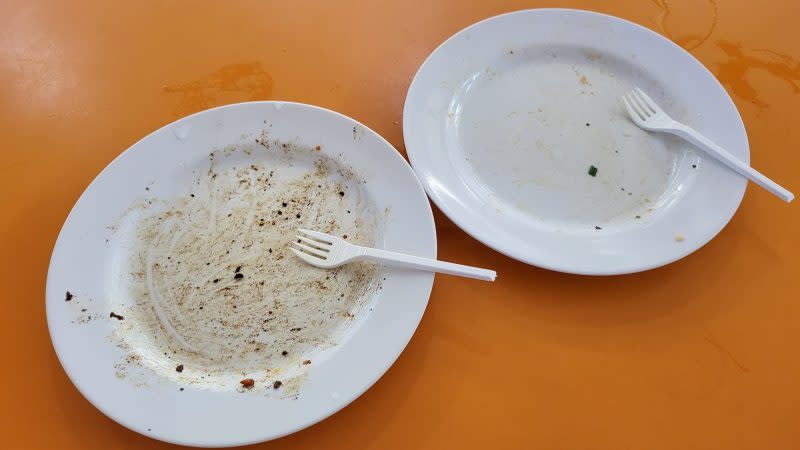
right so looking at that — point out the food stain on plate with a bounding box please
[108,135,382,394]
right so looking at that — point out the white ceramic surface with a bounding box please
[403,9,748,275]
[46,102,436,447]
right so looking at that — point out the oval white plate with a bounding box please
[404,9,747,274]
[46,102,435,447]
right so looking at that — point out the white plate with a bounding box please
[46,102,435,447]
[403,9,747,274]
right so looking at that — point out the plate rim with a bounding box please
[402,8,748,275]
[46,101,437,447]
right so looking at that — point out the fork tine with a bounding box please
[292,241,329,258]
[290,248,325,265]
[296,235,330,251]
[297,228,334,244]
[622,95,644,122]
[626,93,648,119]
[629,90,652,117]
[634,87,661,114]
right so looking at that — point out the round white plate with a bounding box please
[403,9,748,274]
[46,102,435,447]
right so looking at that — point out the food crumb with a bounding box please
[65,291,73,301]
[273,380,282,389]
[176,364,184,372]
[234,273,244,280]
[594,226,602,230]
[338,191,345,197]
[303,360,311,365]
[675,234,685,242]
[635,215,641,219]
[588,165,598,177]
[692,164,697,169]
[240,378,255,388]
[110,312,125,320]
[179,388,184,391]
[281,350,288,356]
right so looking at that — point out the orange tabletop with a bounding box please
[2,1,799,449]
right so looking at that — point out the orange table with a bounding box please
[2,1,799,449]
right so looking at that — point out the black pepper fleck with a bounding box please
[234,273,244,280]
[65,291,73,301]
[176,364,184,372]
[273,380,282,389]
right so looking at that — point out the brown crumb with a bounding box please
[315,145,321,152]
[303,360,311,365]
[281,350,288,356]
[338,191,345,197]
[240,378,255,388]
[342,234,348,239]
[234,273,244,280]
[273,380,282,389]
[65,291,73,301]
[176,364,184,372]
[109,312,124,320]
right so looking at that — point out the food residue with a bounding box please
[588,165,598,177]
[65,291,73,301]
[111,140,381,392]
[240,378,255,388]
[110,312,125,320]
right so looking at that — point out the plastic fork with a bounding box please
[290,229,496,281]
[622,87,793,203]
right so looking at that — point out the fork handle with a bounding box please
[359,248,496,281]
[670,125,794,203]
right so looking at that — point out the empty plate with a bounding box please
[403,9,748,274]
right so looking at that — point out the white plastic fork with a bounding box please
[290,229,497,281]
[622,87,793,203]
